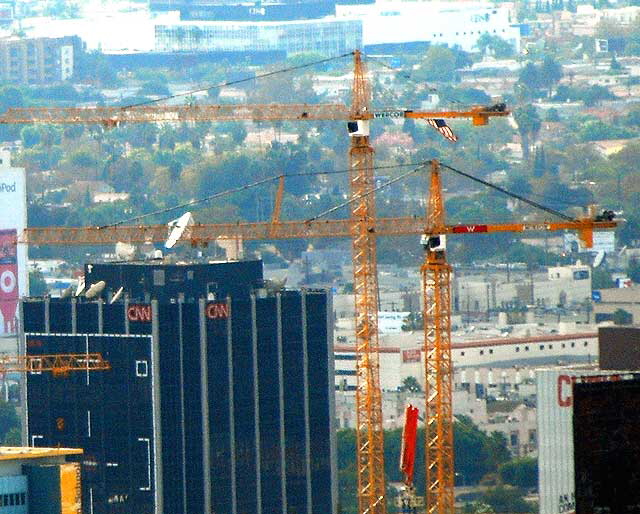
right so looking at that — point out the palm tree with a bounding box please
[514,104,541,162]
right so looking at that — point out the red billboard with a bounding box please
[402,349,421,363]
[0,229,17,333]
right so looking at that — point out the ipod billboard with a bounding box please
[0,161,27,336]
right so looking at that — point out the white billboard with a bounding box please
[0,153,27,336]
[563,231,615,253]
[537,368,624,514]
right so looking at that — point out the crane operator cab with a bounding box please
[421,234,447,255]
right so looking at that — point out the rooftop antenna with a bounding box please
[165,212,194,249]
[110,286,124,304]
[74,276,85,297]
[593,250,605,268]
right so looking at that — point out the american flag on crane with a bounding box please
[426,119,458,143]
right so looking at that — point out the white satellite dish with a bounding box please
[110,286,124,304]
[165,212,194,249]
[85,281,106,299]
[593,250,605,268]
[75,276,86,297]
[115,242,136,261]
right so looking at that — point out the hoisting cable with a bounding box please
[122,51,355,109]
[99,162,421,229]
[98,175,282,229]
[440,161,575,221]
[305,162,429,223]
[362,52,465,107]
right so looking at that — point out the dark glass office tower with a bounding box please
[22,261,337,514]
[149,0,338,21]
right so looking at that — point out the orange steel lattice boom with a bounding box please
[349,50,386,514]
[0,354,110,376]
[422,161,454,513]
[419,160,618,513]
[0,51,513,514]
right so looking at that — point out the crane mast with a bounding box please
[422,160,454,513]
[0,53,517,514]
[350,50,387,514]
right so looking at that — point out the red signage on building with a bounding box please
[206,302,229,320]
[402,349,421,363]
[557,373,622,407]
[0,229,18,333]
[127,305,152,323]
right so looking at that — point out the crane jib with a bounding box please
[451,225,489,233]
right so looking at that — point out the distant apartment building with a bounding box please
[150,0,336,21]
[592,286,640,324]
[153,0,520,56]
[335,0,521,52]
[155,18,362,56]
[453,263,592,314]
[0,36,78,84]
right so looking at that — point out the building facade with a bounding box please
[22,261,337,514]
[0,36,78,84]
[150,0,337,21]
[573,374,640,513]
[0,447,83,514]
[155,18,362,56]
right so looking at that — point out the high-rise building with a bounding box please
[0,36,79,84]
[0,446,83,514]
[573,374,640,513]
[21,260,337,514]
[149,0,338,21]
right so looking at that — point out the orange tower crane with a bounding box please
[420,159,617,513]
[0,51,510,513]
[9,161,616,514]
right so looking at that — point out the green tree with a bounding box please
[421,45,459,82]
[539,56,563,95]
[517,62,543,98]
[613,308,633,325]
[29,269,48,296]
[592,268,615,288]
[476,34,515,58]
[582,85,617,106]
[506,175,533,198]
[532,145,547,177]
[499,457,538,489]
[480,485,536,513]
[138,80,171,97]
[545,107,560,121]
[628,258,640,283]
[0,401,20,443]
[20,126,41,148]
[514,105,541,161]
[3,427,20,445]
[399,376,422,393]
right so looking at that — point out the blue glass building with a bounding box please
[22,260,337,513]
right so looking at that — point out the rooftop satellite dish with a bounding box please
[165,212,194,249]
[110,286,124,304]
[75,276,85,297]
[593,250,605,268]
[85,281,106,300]
[115,242,136,261]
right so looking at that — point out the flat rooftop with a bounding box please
[0,447,83,461]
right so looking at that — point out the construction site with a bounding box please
[0,41,633,514]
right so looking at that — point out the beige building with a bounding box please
[0,36,78,84]
[593,286,640,324]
